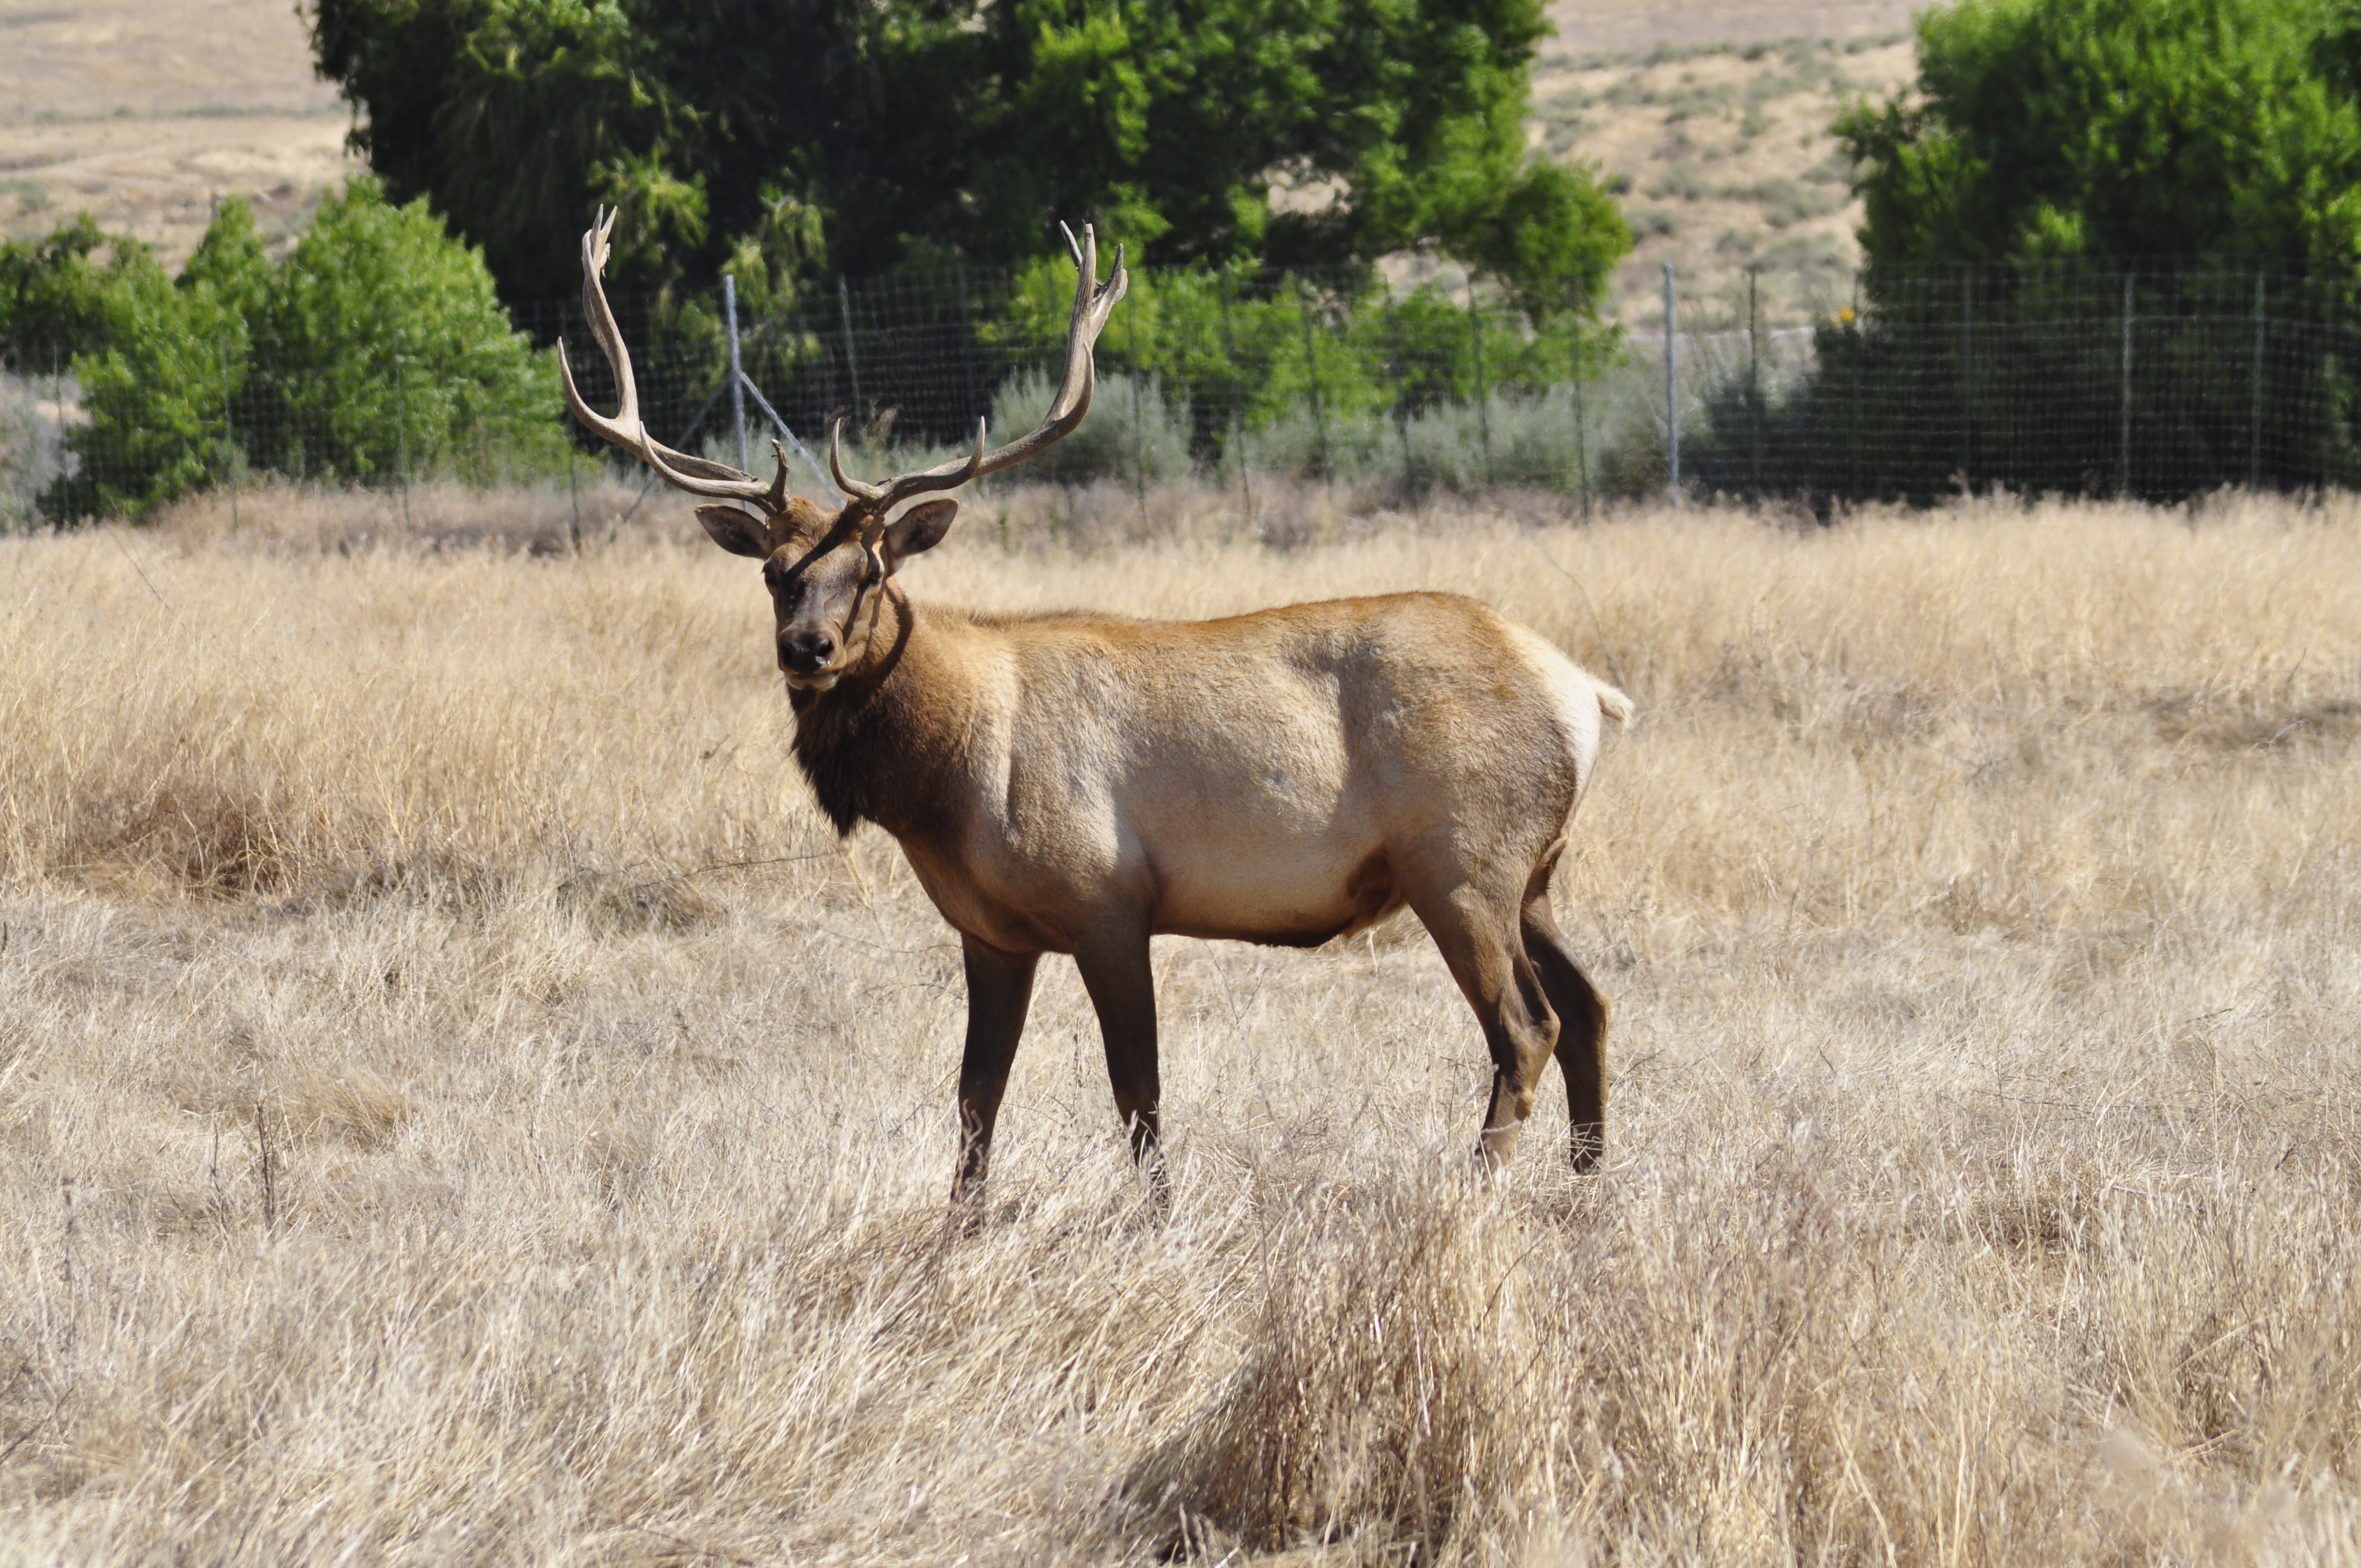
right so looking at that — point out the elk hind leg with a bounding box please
[1521,873,1609,1174]
[1407,879,1560,1170]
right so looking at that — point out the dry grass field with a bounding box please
[3,481,2359,1563]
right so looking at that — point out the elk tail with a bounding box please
[1591,678,1634,727]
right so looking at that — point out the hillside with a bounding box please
[1536,4,1917,327]
[0,0,355,264]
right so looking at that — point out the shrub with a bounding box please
[1239,380,1641,496]
[18,178,565,520]
[988,367,1193,487]
[258,178,566,487]
[983,252,1617,473]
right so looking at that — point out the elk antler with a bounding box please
[558,208,790,510]
[830,222,1128,515]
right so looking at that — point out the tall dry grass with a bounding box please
[2,483,2358,1564]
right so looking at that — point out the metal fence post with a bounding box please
[1850,272,1862,502]
[1571,315,1590,520]
[393,325,411,529]
[1379,294,1397,486]
[219,328,238,537]
[1663,263,1679,507]
[1469,287,1493,486]
[956,259,980,432]
[1128,309,1147,526]
[2251,271,2266,490]
[1221,273,1250,531]
[837,276,862,438]
[1960,266,1973,492]
[1301,282,1329,478]
[1747,265,1761,503]
[723,273,748,476]
[559,300,581,546]
[2119,270,2134,498]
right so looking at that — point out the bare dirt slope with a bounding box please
[0,0,356,263]
[1549,0,1913,54]
[1534,25,1918,329]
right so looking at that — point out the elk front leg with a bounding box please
[954,935,1040,1203]
[1070,923,1165,1196]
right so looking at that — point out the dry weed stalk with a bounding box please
[0,485,2357,1562]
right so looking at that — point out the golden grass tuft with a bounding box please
[2,483,2359,1562]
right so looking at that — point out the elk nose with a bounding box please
[780,630,835,673]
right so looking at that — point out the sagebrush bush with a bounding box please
[988,366,1193,487]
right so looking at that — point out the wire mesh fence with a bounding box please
[518,263,1626,502]
[7,255,2361,525]
[1687,260,2361,508]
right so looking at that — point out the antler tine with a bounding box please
[828,418,888,505]
[828,222,1127,513]
[966,223,1126,481]
[830,417,989,516]
[632,421,796,507]
[559,206,777,507]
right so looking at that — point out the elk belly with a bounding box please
[1149,832,1401,947]
[1130,747,1399,946]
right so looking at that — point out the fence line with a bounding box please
[7,257,2361,525]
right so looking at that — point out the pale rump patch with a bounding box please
[1498,621,1631,795]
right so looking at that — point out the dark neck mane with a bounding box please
[787,589,932,837]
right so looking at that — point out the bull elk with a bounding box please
[560,209,1632,1199]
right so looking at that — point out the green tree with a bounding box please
[0,216,156,363]
[40,205,265,516]
[1839,0,2361,274]
[258,177,564,483]
[307,0,1625,307]
[1751,0,2361,508]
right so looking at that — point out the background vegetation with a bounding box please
[307,0,1630,312]
[3,192,1641,522]
[1840,0,2361,273]
[0,179,565,518]
[1684,0,2361,504]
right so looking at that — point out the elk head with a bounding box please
[559,209,1127,690]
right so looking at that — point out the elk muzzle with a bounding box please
[779,628,837,677]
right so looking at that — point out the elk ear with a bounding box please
[882,499,956,568]
[696,504,773,559]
